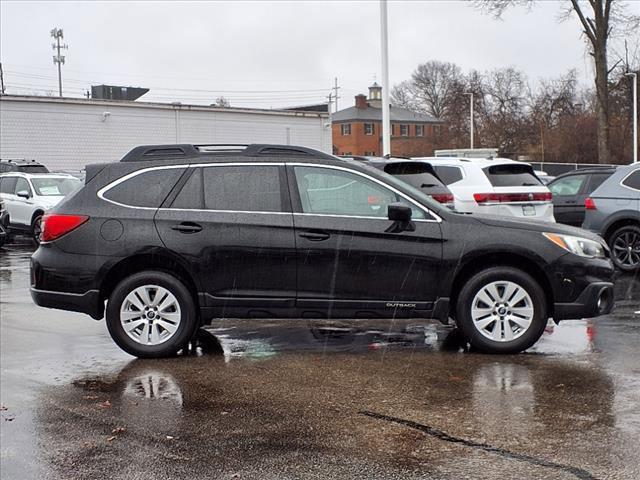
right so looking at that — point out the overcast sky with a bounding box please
[1,1,634,109]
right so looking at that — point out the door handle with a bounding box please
[171,222,203,234]
[299,230,330,241]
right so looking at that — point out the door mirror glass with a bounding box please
[388,203,412,222]
[16,190,30,199]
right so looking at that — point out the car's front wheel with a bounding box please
[609,225,640,272]
[456,267,547,354]
[106,271,199,358]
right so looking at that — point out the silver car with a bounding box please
[582,163,640,271]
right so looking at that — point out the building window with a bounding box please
[391,124,396,136]
[434,125,442,136]
[341,124,351,136]
[364,123,374,135]
[342,152,352,156]
[415,125,424,137]
[400,124,409,136]
[364,151,376,156]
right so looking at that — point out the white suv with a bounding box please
[413,157,555,222]
[0,172,82,243]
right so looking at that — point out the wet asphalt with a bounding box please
[1,239,639,480]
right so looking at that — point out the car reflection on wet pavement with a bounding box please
[1,242,639,480]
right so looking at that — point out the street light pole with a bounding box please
[464,92,474,149]
[380,0,391,157]
[625,72,638,164]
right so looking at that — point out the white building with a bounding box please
[0,95,332,170]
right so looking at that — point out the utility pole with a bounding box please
[379,0,391,157]
[464,92,474,149]
[0,62,5,94]
[50,27,67,97]
[332,78,340,113]
[626,72,638,164]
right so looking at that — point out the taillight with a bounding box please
[585,197,597,210]
[41,214,89,242]
[473,192,553,204]
[431,193,454,204]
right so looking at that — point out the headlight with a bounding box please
[543,233,605,258]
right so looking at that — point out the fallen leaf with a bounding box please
[112,427,126,434]
[98,400,112,409]
[83,395,99,400]
[166,435,174,440]
[106,436,117,442]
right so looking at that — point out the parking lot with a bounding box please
[1,239,639,480]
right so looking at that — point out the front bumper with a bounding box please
[553,282,614,321]
[30,287,104,320]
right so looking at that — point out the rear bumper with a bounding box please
[553,282,614,321]
[30,287,104,320]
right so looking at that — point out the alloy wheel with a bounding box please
[471,281,534,342]
[612,230,640,268]
[120,285,182,346]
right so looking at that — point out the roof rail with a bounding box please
[119,144,335,162]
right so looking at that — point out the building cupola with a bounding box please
[368,82,382,108]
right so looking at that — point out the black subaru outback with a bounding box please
[31,144,615,357]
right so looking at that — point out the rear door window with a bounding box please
[102,167,186,208]
[483,164,542,187]
[383,163,445,189]
[432,166,463,185]
[549,175,587,196]
[202,165,283,212]
[621,170,640,191]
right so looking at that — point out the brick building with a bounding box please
[332,83,446,157]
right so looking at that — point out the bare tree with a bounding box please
[408,60,464,119]
[474,0,640,163]
[390,80,418,110]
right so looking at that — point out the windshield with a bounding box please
[31,177,82,196]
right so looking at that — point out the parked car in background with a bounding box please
[534,170,555,185]
[582,163,640,272]
[413,157,555,221]
[0,198,8,248]
[30,143,614,358]
[547,167,617,227]
[0,159,49,174]
[349,157,455,208]
[0,172,82,244]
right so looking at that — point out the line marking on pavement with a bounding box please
[359,410,597,480]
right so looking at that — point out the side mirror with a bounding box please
[16,190,30,199]
[387,203,412,222]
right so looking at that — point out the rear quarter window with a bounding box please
[621,170,640,191]
[483,164,542,187]
[102,168,186,208]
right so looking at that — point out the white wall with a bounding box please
[0,96,332,170]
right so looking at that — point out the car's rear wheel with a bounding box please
[106,271,199,358]
[609,225,640,272]
[31,214,42,245]
[456,267,547,354]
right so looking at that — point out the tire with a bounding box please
[0,224,6,248]
[31,214,42,245]
[455,267,547,354]
[608,225,640,272]
[106,271,199,358]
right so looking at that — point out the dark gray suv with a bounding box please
[582,163,640,271]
